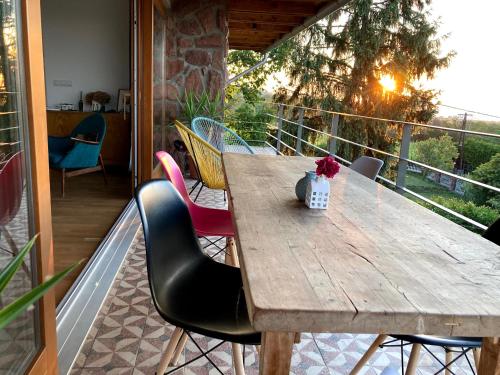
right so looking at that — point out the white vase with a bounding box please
[305,175,330,209]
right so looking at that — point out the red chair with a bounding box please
[155,151,234,257]
[0,151,28,273]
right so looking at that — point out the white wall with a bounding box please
[42,0,130,110]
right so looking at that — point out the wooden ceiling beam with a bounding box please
[228,21,292,34]
[228,11,305,26]
[229,30,284,40]
[228,0,318,16]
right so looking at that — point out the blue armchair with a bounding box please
[48,113,107,196]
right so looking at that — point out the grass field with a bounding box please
[404,172,464,201]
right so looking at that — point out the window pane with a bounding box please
[0,0,40,373]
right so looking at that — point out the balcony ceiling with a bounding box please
[227,0,349,52]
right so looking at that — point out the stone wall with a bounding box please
[153,0,228,155]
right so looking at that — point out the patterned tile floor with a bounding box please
[70,182,476,375]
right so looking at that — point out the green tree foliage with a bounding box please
[465,153,500,209]
[226,45,293,104]
[409,135,458,175]
[424,196,499,233]
[225,101,274,144]
[463,138,500,171]
[269,0,454,161]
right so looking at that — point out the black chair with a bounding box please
[135,179,261,375]
[350,217,500,375]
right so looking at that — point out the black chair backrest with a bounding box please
[135,180,204,310]
[483,217,500,245]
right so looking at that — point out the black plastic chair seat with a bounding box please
[135,179,260,347]
[154,257,260,345]
[391,335,482,348]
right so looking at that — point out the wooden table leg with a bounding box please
[478,338,500,375]
[259,332,294,375]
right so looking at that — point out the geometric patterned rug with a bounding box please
[69,183,476,375]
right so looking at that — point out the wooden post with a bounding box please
[478,338,500,375]
[329,113,340,156]
[276,104,284,155]
[259,332,295,375]
[295,108,304,155]
[396,123,411,193]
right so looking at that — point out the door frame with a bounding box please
[21,0,58,374]
[20,0,158,372]
[134,0,154,185]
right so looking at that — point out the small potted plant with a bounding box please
[85,91,111,112]
[305,155,340,209]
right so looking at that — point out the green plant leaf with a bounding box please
[0,259,82,330]
[0,234,38,294]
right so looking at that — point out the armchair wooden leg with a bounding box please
[61,168,66,197]
[406,343,422,375]
[157,327,183,375]
[350,334,388,375]
[232,343,246,375]
[99,154,108,185]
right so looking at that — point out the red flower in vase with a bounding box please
[315,156,340,179]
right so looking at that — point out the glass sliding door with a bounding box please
[0,0,40,373]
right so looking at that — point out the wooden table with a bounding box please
[222,154,500,375]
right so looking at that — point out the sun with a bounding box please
[379,75,396,92]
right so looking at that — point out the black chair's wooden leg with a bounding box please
[99,154,108,185]
[61,168,66,197]
[170,331,188,366]
[157,327,183,375]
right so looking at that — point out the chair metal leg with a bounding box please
[232,343,246,375]
[350,334,388,375]
[189,180,201,195]
[170,331,188,366]
[406,343,422,375]
[157,327,183,375]
[193,183,204,202]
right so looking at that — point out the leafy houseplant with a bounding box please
[0,235,80,329]
[179,90,222,126]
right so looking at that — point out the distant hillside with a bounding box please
[432,116,500,135]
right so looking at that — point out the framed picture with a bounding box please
[117,89,131,113]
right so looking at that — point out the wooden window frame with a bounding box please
[135,0,154,184]
[21,0,58,373]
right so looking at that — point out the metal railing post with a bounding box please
[329,114,340,155]
[295,108,304,155]
[396,123,412,192]
[276,104,284,155]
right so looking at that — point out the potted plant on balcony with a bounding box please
[0,235,80,329]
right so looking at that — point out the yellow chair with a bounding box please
[175,121,225,200]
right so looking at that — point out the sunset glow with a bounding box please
[379,75,396,92]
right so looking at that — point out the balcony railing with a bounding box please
[231,102,500,231]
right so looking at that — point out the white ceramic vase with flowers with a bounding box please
[305,155,341,209]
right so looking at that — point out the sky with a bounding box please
[424,0,500,120]
[265,0,500,121]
